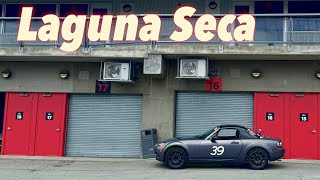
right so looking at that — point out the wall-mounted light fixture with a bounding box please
[122,4,132,12]
[59,70,69,79]
[1,70,11,79]
[208,1,218,9]
[251,71,261,78]
[315,71,320,79]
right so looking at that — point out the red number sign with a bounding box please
[97,84,109,92]
[95,81,111,94]
[206,78,222,92]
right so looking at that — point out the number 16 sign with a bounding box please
[206,78,222,92]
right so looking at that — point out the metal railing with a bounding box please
[0,14,320,51]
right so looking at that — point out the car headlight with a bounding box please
[155,143,166,147]
[155,143,168,153]
[277,141,282,147]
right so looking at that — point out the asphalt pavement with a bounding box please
[0,156,319,180]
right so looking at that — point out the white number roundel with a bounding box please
[210,146,224,156]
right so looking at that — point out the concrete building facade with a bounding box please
[0,0,320,159]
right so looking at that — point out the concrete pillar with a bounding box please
[142,55,175,141]
[142,54,174,141]
[142,77,175,142]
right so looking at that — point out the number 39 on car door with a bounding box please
[210,146,225,156]
[200,128,242,160]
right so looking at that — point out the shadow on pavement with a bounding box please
[185,163,246,169]
[265,163,287,170]
[153,162,287,170]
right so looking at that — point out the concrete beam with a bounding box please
[1,45,320,61]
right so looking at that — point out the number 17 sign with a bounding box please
[95,80,111,94]
[206,78,222,92]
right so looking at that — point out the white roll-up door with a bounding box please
[176,92,253,137]
[66,95,142,157]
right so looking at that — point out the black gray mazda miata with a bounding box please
[153,125,285,170]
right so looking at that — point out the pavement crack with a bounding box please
[52,160,75,168]
[297,170,304,180]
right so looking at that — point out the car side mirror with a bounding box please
[211,137,217,143]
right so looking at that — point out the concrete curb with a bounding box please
[279,159,320,164]
[0,156,319,164]
[0,155,155,162]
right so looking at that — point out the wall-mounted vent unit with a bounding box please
[120,3,134,14]
[177,59,208,79]
[103,62,131,81]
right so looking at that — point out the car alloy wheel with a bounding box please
[165,147,187,169]
[247,148,269,170]
[250,151,266,165]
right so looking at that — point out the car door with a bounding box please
[198,128,243,161]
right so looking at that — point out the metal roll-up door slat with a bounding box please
[66,95,142,157]
[176,92,254,137]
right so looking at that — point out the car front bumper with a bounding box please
[270,147,285,161]
[153,147,165,162]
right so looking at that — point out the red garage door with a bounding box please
[255,92,319,160]
[255,93,285,141]
[2,92,68,156]
[289,94,318,159]
[2,93,36,155]
[34,93,68,156]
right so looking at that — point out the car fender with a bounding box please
[163,141,190,158]
[237,141,273,163]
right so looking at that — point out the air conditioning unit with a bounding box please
[103,62,131,81]
[120,3,134,14]
[179,59,208,78]
[205,0,221,14]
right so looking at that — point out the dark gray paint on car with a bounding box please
[153,125,285,166]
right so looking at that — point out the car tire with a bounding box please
[246,148,269,170]
[165,147,187,169]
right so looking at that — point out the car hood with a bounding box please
[161,136,200,143]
